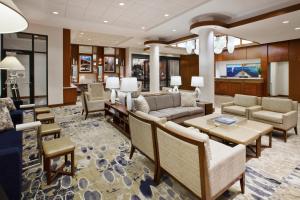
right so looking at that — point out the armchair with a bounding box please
[249,97,298,142]
[86,83,106,101]
[81,91,106,120]
[221,94,261,118]
[154,121,246,199]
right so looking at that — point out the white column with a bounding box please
[198,29,215,103]
[149,45,160,92]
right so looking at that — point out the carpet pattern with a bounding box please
[21,104,300,200]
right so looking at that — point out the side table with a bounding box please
[197,101,214,115]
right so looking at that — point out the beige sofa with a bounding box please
[221,94,261,118]
[143,93,206,124]
[249,97,298,142]
[155,121,246,199]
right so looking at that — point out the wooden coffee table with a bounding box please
[184,114,273,158]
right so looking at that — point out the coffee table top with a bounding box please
[184,113,273,145]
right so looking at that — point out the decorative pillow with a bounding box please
[180,93,197,107]
[0,106,14,132]
[0,97,16,111]
[134,95,150,113]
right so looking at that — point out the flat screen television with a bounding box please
[226,63,260,77]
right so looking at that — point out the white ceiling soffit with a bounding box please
[13,0,300,48]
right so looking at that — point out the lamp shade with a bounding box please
[106,77,120,89]
[0,0,28,33]
[191,76,204,87]
[170,76,182,86]
[120,77,138,92]
[0,55,25,71]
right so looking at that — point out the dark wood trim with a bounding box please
[144,40,168,46]
[63,29,71,87]
[48,103,64,108]
[190,20,229,30]
[168,34,198,44]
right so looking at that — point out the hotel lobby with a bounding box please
[0,0,300,199]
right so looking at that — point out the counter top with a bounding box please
[215,77,264,83]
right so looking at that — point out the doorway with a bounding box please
[269,62,289,97]
[1,32,48,105]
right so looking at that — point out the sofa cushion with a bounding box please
[172,93,181,107]
[149,107,203,120]
[234,94,257,107]
[144,96,157,111]
[252,110,283,124]
[223,105,246,116]
[0,106,14,132]
[135,111,167,124]
[181,93,196,107]
[262,98,292,113]
[155,94,174,110]
[134,95,150,113]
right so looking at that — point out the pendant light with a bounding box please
[0,0,28,33]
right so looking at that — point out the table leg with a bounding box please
[269,132,272,148]
[256,136,261,158]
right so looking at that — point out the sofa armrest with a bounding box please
[20,103,35,109]
[283,111,298,129]
[0,148,22,200]
[209,144,246,196]
[16,121,41,131]
[248,105,262,119]
[221,102,234,113]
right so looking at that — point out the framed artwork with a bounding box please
[104,56,115,72]
[79,55,92,72]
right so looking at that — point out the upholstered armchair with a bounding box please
[86,83,106,101]
[221,94,261,118]
[81,91,106,120]
[128,111,166,162]
[249,97,298,142]
[155,121,246,200]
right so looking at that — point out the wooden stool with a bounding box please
[37,113,55,124]
[38,123,61,150]
[42,137,75,185]
[35,107,51,119]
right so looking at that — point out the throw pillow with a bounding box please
[180,92,197,107]
[0,97,16,111]
[134,95,150,113]
[0,106,14,132]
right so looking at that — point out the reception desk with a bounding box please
[215,77,264,96]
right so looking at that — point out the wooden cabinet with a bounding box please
[215,78,264,97]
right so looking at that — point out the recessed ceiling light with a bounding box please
[119,2,125,6]
[282,20,289,24]
[164,14,169,17]
[172,29,176,32]
[52,11,59,15]
[104,20,109,23]
[141,26,146,30]
[295,27,300,30]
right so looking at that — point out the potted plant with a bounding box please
[257,67,262,78]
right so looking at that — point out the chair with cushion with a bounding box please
[86,83,106,101]
[249,97,298,142]
[154,121,246,200]
[81,91,106,119]
[221,94,261,118]
[128,111,166,162]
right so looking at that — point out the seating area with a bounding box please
[1,0,300,199]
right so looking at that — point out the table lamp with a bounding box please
[170,76,182,93]
[106,77,120,104]
[120,77,138,110]
[191,76,204,100]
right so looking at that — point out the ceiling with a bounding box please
[13,0,300,49]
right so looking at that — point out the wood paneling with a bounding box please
[180,55,199,90]
[63,87,77,105]
[218,48,247,61]
[268,42,289,62]
[215,80,263,97]
[289,39,300,101]
[63,29,71,87]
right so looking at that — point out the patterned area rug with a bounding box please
[21,104,300,200]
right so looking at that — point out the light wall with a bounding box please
[25,23,63,105]
[270,62,289,96]
[215,59,261,77]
